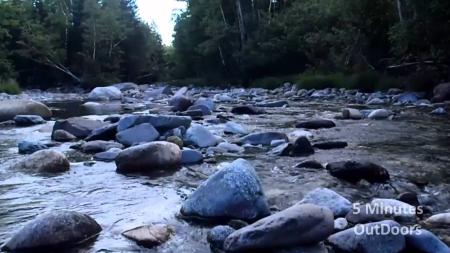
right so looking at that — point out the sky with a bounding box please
[136,0,187,45]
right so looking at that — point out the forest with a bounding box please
[1,0,450,92]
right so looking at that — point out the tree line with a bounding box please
[171,0,450,90]
[0,0,165,88]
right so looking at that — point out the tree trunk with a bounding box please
[235,0,246,47]
[396,0,403,22]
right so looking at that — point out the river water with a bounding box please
[0,97,449,252]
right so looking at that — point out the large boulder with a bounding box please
[2,211,101,252]
[117,115,191,133]
[326,161,390,184]
[116,123,160,146]
[299,188,352,217]
[296,120,336,130]
[239,132,288,146]
[0,100,52,122]
[185,124,220,148]
[180,159,270,221]
[327,220,405,253]
[88,86,122,101]
[181,149,203,165]
[405,229,450,253]
[223,204,334,252]
[115,141,181,173]
[14,150,70,173]
[52,117,107,139]
[432,83,450,102]
[14,115,46,126]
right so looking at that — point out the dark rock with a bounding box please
[18,141,48,154]
[52,117,107,139]
[342,108,363,120]
[85,123,118,141]
[397,192,420,207]
[327,220,405,253]
[52,129,77,142]
[169,95,193,112]
[432,83,450,102]
[115,141,181,173]
[13,150,70,173]
[93,148,121,162]
[14,115,46,126]
[207,226,236,252]
[187,104,211,115]
[122,224,172,249]
[117,115,191,133]
[2,210,101,252]
[296,120,336,130]
[405,229,450,253]
[0,100,52,122]
[295,160,324,169]
[231,105,265,115]
[256,100,289,108]
[180,159,270,221]
[116,123,160,146]
[104,115,121,123]
[326,161,390,183]
[313,141,348,150]
[239,132,288,146]
[345,203,385,224]
[269,143,292,156]
[291,137,315,156]
[223,204,334,252]
[181,149,203,165]
[81,140,123,154]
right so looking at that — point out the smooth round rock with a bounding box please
[88,86,122,101]
[0,100,52,122]
[2,210,101,252]
[14,150,70,173]
[299,188,352,217]
[14,115,46,126]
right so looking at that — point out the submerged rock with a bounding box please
[14,115,46,126]
[52,117,107,139]
[326,161,390,183]
[122,224,172,249]
[180,159,270,221]
[115,141,181,173]
[296,119,336,130]
[327,220,405,253]
[88,86,122,101]
[0,100,52,122]
[18,141,48,154]
[2,210,101,252]
[223,204,334,252]
[299,188,352,217]
[239,132,288,146]
[14,150,70,173]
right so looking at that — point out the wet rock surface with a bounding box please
[1,85,450,253]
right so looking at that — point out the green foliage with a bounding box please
[0,0,166,88]
[250,76,296,90]
[0,78,21,94]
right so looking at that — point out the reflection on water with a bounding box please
[0,98,449,252]
[47,101,123,119]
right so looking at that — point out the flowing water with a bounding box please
[0,97,449,252]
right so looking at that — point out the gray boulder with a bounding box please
[224,204,334,252]
[115,141,181,173]
[368,109,391,120]
[181,149,204,165]
[116,123,160,146]
[117,115,191,132]
[0,100,52,122]
[180,159,270,221]
[299,188,352,217]
[432,83,450,102]
[14,150,70,173]
[2,211,101,252]
[88,86,122,101]
[207,226,236,251]
[224,122,248,135]
[169,95,192,112]
[327,220,405,253]
[405,229,450,253]
[14,115,46,126]
[185,124,219,148]
[342,108,363,120]
[239,132,288,146]
[18,141,48,154]
[52,117,107,139]
[94,148,122,162]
